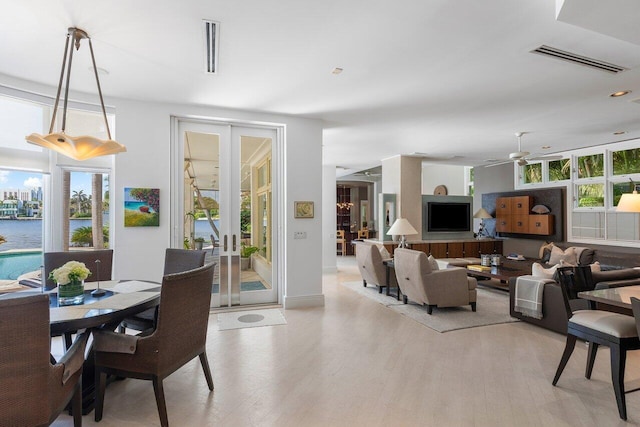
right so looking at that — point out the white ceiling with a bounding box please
[2,0,640,177]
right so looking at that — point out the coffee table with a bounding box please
[464,258,535,291]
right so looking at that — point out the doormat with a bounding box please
[211,281,267,293]
[217,308,287,331]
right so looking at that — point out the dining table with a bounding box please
[0,279,161,414]
[578,285,640,316]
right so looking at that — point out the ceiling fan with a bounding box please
[486,132,563,167]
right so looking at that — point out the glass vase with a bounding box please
[58,279,85,306]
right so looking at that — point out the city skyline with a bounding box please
[0,170,96,199]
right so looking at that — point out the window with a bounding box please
[548,159,570,181]
[465,167,474,196]
[576,183,604,207]
[68,171,109,249]
[523,163,542,184]
[612,148,640,175]
[577,153,604,178]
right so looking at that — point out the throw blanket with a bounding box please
[514,276,555,319]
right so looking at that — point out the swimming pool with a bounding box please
[0,250,42,280]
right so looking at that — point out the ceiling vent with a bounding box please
[203,20,219,74]
[530,45,626,74]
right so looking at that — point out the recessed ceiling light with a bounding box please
[331,67,343,75]
[610,90,631,97]
[541,145,551,149]
[613,131,627,135]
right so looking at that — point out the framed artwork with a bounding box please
[294,201,314,218]
[124,187,160,227]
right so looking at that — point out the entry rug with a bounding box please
[340,281,518,333]
[211,281,267,293]
[217,308,287,331]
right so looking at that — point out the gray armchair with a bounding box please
[356,242,395,293]
[393,248,477,314]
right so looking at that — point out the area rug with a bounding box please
[340,281,518,333]
[211,281,267,293]
[217,308,286,331]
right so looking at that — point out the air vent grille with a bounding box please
[203,20,219,74]
[531,45,626,74]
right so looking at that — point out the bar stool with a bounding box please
[336,230,346,256]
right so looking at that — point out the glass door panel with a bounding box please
[177,121,277,307]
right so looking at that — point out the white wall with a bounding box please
[0,73,325,309]
[422,164,466,196]
[114,98,324,308]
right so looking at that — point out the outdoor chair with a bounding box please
[93,263,216,427]
[0,294,88,426]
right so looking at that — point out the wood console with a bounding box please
[376,238,503,258]
[495,195,554,235]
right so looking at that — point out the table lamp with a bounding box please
[387,218,417,248]
[617,189,640,212]
[473,207,493,239]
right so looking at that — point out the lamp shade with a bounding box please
[386,218,417,236]
[473,208,492,219]
[617,191,640,212]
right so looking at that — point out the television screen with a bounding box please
[427,202,471,232]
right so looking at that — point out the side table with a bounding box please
[382,259,402,301]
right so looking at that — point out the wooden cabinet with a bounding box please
[495,195,553,236]
[380,239,503,258]
[529,215,554,235]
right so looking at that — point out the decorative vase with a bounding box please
[58,279,85,306]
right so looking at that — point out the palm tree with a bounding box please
[71,190,87,216]
[0,235,6,245]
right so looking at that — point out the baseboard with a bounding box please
[283,293,325,309]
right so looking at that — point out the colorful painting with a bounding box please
[124,187,159,227]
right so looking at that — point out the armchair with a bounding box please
[356,241,395,293]
[0,294,88,426]
[393,248,477,314]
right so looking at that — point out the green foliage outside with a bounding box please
[240,242,259,258]
[549,159,570,181]
[523,163,542,183]
[577,184,604,207]
[240,191,251,234]
[613,148,640,175]
[71,226,109,247]
[577,154,604,178]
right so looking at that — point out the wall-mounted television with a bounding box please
[426,202,471,232]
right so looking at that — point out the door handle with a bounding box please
[224,235,228,252]
[233,234,237,252]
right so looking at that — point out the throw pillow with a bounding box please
[378,245,391,260]
[531,262,559,279]
[427,254,439,271]
[549,246,577,266]
[538,242,555,261]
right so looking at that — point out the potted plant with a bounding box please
[240,242,259,270]
[194,237,205,251]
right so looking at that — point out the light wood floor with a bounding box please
[53,256,640,426]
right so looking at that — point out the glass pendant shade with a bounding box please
[25,27,126,160]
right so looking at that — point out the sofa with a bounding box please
[509,245,640,334]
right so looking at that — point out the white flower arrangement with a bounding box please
[49,260,91,285]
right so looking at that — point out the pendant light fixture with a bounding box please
[25,27,126,161]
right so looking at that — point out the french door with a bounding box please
[174,119,278,307]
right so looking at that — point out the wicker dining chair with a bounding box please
[44,249,114,291]
[119,248,207,333]
[93,263,216,427]
[0,294,88,427]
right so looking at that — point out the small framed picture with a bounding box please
[295,201,314,218]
